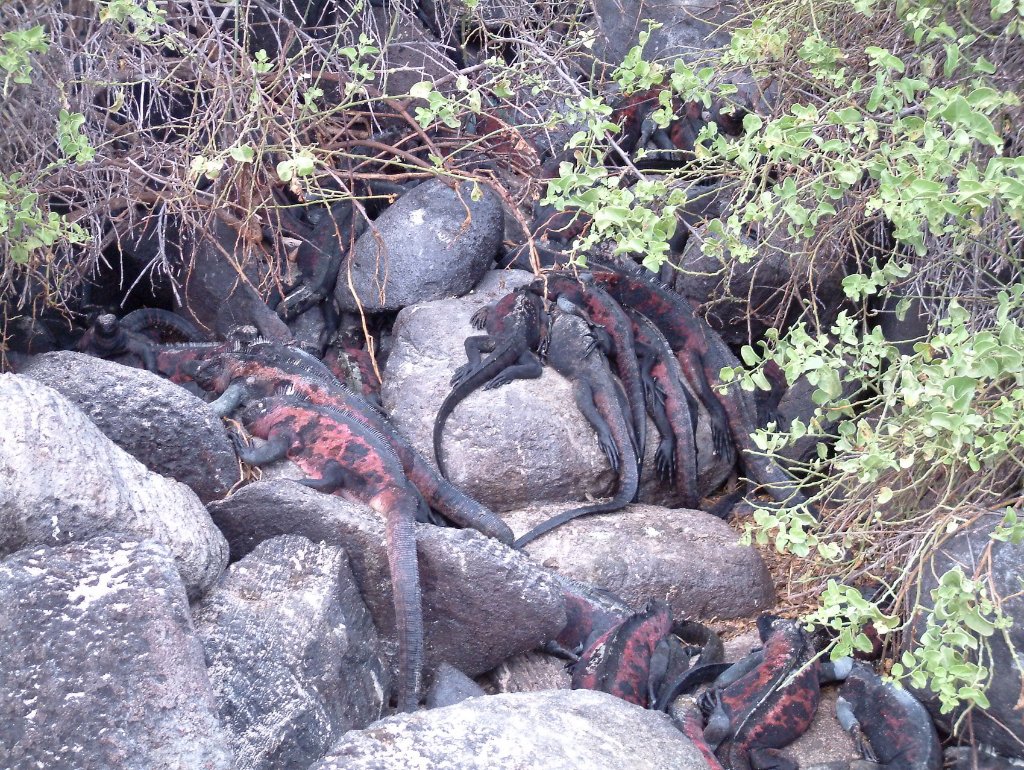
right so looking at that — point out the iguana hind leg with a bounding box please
[572,379,620,472]
[483,350,543,390]
[452,335,497,386]
[232,428,294,466]
[298,459,361,494]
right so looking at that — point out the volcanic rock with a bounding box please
[0,374,228,598]
[335,179,503,312]
[194,535,387,769]
[0,537,232,770]
[21,350,238,503]
[505,503,775,620]
[310,690,707,770]
[207,480,565,678]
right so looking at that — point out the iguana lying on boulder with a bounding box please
[234,392,425,713]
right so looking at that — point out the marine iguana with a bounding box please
[190,341,514,545]
[120,308,207,343]
[77,313,159,371]
[626,307,700,509]
[235,393,424,713]
[589,264,813,512]
[433,286,546,478]
[276,201,363,322]
[672,695,728,770]
[530,274,647,478]
[571,599,674,708]
[699,616,853,770]
[835,663,941,770]
[322,328,382,407]
[512,299,639,548]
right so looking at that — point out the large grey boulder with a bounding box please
[0,374,228,598]
[0,537,232,770]
[194,535,387,770]
[905,512,1024,757]
[21,351,238,503]
[335,179,503,312]
[382,270,731,512]
[504,503,775,620]
[207,480,565,678]
[311,690,708,770]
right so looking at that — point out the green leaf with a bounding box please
[409,81,433,100]
[229,145,254,163]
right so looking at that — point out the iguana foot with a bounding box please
[711,417,732,460]
[470,306,489,330]
[655,438,676,481]
[451,363,475,387]
[598,429,621,472]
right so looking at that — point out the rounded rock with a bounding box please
[335,179,503,312]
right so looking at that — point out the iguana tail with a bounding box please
[513,384,639,548]
[372,485,424,713]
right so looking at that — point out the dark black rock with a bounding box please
[589,0,736,67]
[0,537,232,770]
[207,480,566,678]
[177,218,292,341]
[334,179,503,313]
[193,535,387,769]
[905,512,1024,757]
[21,351,239,503]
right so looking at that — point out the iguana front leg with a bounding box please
[452,335,497,386]
[676,346,733,460]
[209,381,248,418]
[483,350,543,390]
[572,379,620,472]
[231,427,295,466]
[298,459,362,494]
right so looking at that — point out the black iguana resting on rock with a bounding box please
[530,274,647,482]
[513,297,638,548]
[432,286,547,478]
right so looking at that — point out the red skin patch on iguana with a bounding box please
[155,342,234,383]
[323,342,381,400]
[572,601,672,707]
[198,353,513,543]
[715,622,821,770]
[241,397,423,713]
[677,700,727,770]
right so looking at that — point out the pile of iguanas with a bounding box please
[432,257,812,548]
[64,281,952,770]
[548,576,940,770]
[75,323,515,714]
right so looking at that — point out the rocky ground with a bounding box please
[2,0,1021,768]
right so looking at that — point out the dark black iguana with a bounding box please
[432,286,547,478]
[513,298,638,548]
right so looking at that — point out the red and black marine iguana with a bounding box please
[233,392,425,713]
[512,297,639,548]
[699,616,852,770]
[625,306,700,509]
[190,339,514,545]
[432,286,547,478]
[529,273,647,482]
[589,263,812,512]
